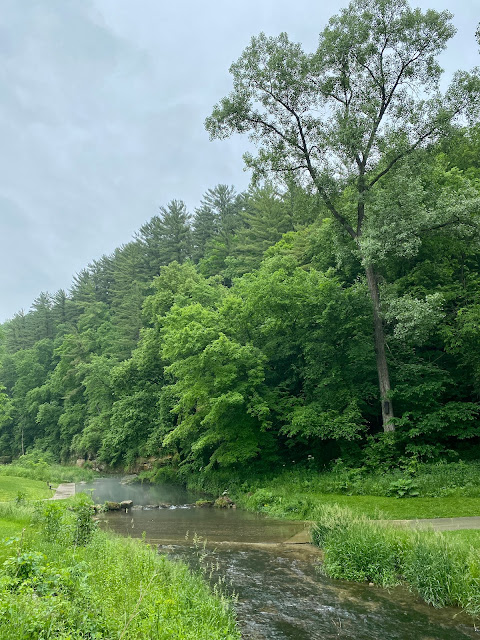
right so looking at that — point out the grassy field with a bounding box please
[0,475,54,502]
[238,487,480,520]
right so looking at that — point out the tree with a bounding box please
[194,185,245,279]
[225,184,296,277]
[139,200,192,268]
[206,0,480,431]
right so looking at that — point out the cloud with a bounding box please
[0,0,475,321]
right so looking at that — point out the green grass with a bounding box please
[179,461,480,521]
[0,457,95,484]
[0,475,53,501]
[0,502,38,565]
[442,529,480,547]
[312,504,480,617]
[238,487,480,520]
[0,499,240,639]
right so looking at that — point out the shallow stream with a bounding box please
[77,477,478,639]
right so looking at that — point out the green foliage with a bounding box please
[0,503,240,639]
[313,504,480,616]
[314,505,405,587]
[0,0,480,474]
[386,477,420,499]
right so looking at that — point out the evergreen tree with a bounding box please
[139,200,192,269]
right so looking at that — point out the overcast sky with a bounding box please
[0,0,477,322]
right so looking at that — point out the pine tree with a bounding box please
[138,200,192,269]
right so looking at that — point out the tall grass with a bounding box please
[312,504,480,617]
[0,498,240,639]
[0,455,95,484]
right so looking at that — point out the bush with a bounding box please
[34,494,97,547]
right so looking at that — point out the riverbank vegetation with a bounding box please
[0,451,95,484]
[0,0,480,535]
[312,504,480,617]
[0,496,239,639]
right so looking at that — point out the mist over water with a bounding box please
[78,478,478,640]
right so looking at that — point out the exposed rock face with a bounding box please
[76,458,86,467]
[120,500,133,510]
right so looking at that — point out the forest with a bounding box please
[1,0,480,479]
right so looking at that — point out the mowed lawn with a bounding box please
[0,475,54,502]
[245,489,480,520]
[301,494,480,520]
[313,494,480,520]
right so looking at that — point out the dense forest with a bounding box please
[1,0,480,476]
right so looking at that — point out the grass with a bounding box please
[238,488,480,520]
[186,461,480,521]
[0,475,54,502]
[0,498,240,639]
[442,529,480,546]
[312,504,480,617]
[0,502,32,547]
[0,456,95,484]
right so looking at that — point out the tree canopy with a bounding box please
[0,0,479,474]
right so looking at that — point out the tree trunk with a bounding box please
[365,264,395,432]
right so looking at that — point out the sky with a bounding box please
[0,0,478,322]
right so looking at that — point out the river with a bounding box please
[77,477,478,640]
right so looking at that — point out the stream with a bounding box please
[77,477,479,640]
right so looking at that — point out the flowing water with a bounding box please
[77,478,478,639]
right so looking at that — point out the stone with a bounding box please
[195,500,214,508]
[214,496,235,508]
[76,458,86,467]
[105,501,121,511]
[120,500,133,510]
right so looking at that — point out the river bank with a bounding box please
[0,485,240,639]
[133,461,480,622]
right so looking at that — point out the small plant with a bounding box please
[70,494,97,546]
[14,490,27,505]
[387,476,420,498]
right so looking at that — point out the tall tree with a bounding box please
[141,200,192,267]
[206,0,480,431]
